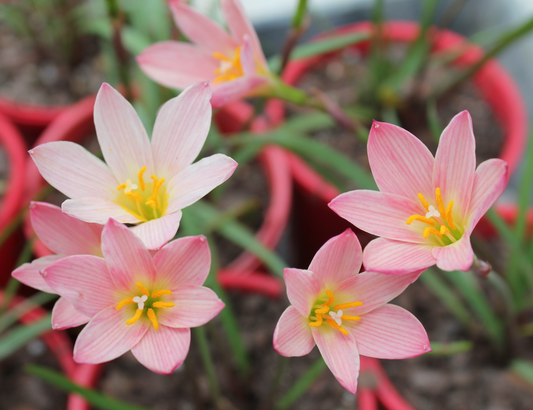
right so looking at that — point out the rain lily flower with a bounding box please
[273,229,430,394]
[136,0,274,108]
[30,81,237,250]
[41,218,224,374]
[329,111,508,274]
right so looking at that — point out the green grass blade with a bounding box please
[427,340,473,356]
[510,360,533,387]
[0,292,57,335]
[0,315,51,360]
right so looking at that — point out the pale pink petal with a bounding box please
[129,211,183,251]
[101,219,157,292]
[51,297,90,330]
[363,238,435,274]
[273,306,315,357]
[433,111,476,220]
[211,76,269,108]
[74,307,149,364]
[240,35,255,75]
[94,83,154,183]
[284,268,324,317]
[131,325,190,374]
[12,255,62,293]
[42,255,116,317]
[350,304,431,359]
[151,81,212,180]
[29,141,117,200]
[368,121,434,199]
[467,159,509,230]
[62,198,140,224]
[312,327,360,394]
[157,285,224,328]
[329,190,428,243]
[30,202,102,256]
[153,235,210,287]
[166,154,238,213]
[309,229,362,288]
[433,229,474,272]
[136,42,218,90]
[170,1,237,55]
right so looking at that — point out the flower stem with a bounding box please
[193,326,220,404]
[278,0,309,74]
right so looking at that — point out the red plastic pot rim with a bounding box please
[0,95,68,128]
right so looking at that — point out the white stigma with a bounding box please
[133,295,148,310]
[425,205,440,219]
[329,310,343,326]
[124,179,138,194]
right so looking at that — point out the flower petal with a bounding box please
[62,197,140,224]
[153,235,210,287]
[211,75,269,108]
[240,35,255,75]
[151,81,212,180]
[29,141,117,199]
[433,229,474,272]
[273,306,315,357]
[30,202,102,256]
[350,304,431,359]
[166,154,238,213]
[312,326,359,394]
[284,268,324,317]
[157,285,224,328]
[94,83,154,183]
[131,325,190,374]
[468,159,509,230]
[74,307,149,364]
[129,211,182,251]
[51,297,90,330]
[12,255,63,293]
[368,121,434,199]
[433,111,476,220]
[136,42,218,90]
[101,219,157,292]
[363,238,435,275]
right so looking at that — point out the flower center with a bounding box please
[308,290,363,335]
[116,282,175,330]
[115,166,168,222]
[406,187,463,246]
[212,46,244,84]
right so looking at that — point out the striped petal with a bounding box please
[12,255,63,294]
[211,75,269,108]
[433,229,474,272]
[51,297,90,330]
[284,268,324,317]
[273,306,315,357]
[129,210,182,251]
[62,197,140,225]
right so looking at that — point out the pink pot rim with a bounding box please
[0,94,69,128]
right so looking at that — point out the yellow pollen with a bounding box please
[435,188,446,217]
[440,225,448,235]
[309,291,362,334]
[152,289,172,298]
[153,301,175,309]
[126,191,143,202]
[147,308,159,330]
[117,184,126,191]
[324,290,335,305]
[116,297,135,310]
[446,201,456,230]
[326,318,349,335]
[417,193,430,211]
[406,215,435,226]
[423,227,443,239]
[315,305,330,314]
[213,46,244,83]
[136,282,149,296]
[309,314,323,327]
[126,309,143,325]
[334,301,363,310]
[341,315,361,321]
[138,166,147,191]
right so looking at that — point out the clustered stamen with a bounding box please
[309,290,363,335]
[213,46,244,83]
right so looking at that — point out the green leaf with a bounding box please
[510,360,533,387]
[0,292,57,335]
[0,315,51,360]
[427,340,473,356]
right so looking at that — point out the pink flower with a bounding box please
[136,0,272,108]
[329,111,508,274]
[41,218,224,374]
[30,82,237,250]
[273,229,430,394]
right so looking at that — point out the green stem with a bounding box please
[278,0,309,74]
[193,326,220,404]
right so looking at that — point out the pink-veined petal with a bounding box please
[94,83,154,183]
[468,159,509,230]
[368,121,434,199]
[350,304,431,359]
[240,35,255,75]
[29,141,117,200]
[74,307,149,364]
[433,229,474,272]
[211,75,269,108]
[51,297,90,330]
[273,306,314,357]
[101,219,157,292]
[433,111,476,220]
[153,235,210,288]
[129,211,183,251]
[312,327,359,394]
[62,197,140,224]
[137,42,218,90]
[157,285,224,328]
[42,255,115,317]
[151,81,212,180]
[30,202,102,256]
[309,229,362,288]
[131,325,190,374]
[12,255,63,293]
[166,154,238,213]
[363,238,435,275]
[284,268,324,317]
[329,190,428,243]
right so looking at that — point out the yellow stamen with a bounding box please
[440,225,448,236]
[126,309,143,325]
[117,184,126,191]
[212,51,232,62]
[406,215,435,226]
[326,319,349,335]
[423,227,444,239]
[324,290,335,306]
[446,201,456,230]
[116,297,135,310]
[314,305,330,315]
[309,314,323,327]
[136,282,149,296]
[138,166,147,191]
[417,193,430,211]
[341,315,361,321]
[153,301,175,309]
[152,289,172,298]
[147,308,159,330]
[435,188,446,217]
[126,191,143,202]
[334,301,363,310]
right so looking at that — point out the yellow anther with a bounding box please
[147,308,159,330]
[117,184,126,191]
[309,314,323,327]
[136,282,149,296]
[435,188,446,217]
[213,46,244,83]
[116,297,135,310]
[423,227,444,239]
[446,201,456,230]
[126,191,143,202]
[341,315,361,321]
[406,215,435,226]
[334,301,363,310]
[145,200,156,208]
[126,309,143,325]
[324,290,335,306]
[440,225,448,235]
[417,193,430,211]
[315,305,330,315]
[138,166,147,191]
[152,289,172,298]
[213,51,232,62]
[153,301,175,309]
[326,319,349,335]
